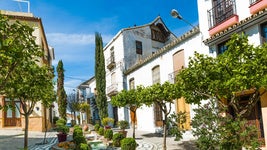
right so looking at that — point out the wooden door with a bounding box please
[239,97,265,145]
[4,99,21,127]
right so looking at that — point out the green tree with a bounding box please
[0,14,55,149]
[57,60,67,120]
[141,82,182,150]
[67,93,79,125]
[177,33,267,149]
[111,86,145,138]
[0,14,42,93]
[5,63,55,149]
[94,32,108,119]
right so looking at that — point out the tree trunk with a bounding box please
[43,107,48,144]
[74,111,76,125]
[24,114,29,149]
[163,113,168,150]
[132,110,136,139]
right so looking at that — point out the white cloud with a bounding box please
[47,33,113,46]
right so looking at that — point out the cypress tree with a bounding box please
[95,32,108,119]
[57,60,67,120]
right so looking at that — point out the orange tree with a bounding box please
[176,33,267,149]
[0,13,55,149]
[111,86,145,138]
[5,63,55,149]
[0,14,42,92]
[141,82,182,150]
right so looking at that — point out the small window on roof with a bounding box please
[136,40,142,55]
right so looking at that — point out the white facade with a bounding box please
[197,0,267,148]
[103,17,177,124]
[125,28,207,132]
[101,15,210,133]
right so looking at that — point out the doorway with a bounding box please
[4,98,21,127]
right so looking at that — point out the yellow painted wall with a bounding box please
[260,91,267,148]
[176,97,191,130]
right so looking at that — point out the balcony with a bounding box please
[249,0,267,14]
[107,84,118,96]
[106,56,116,70]
[168,70,181,83]
[208,0,238,36]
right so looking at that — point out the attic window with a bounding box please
[157,23,170,38]
[151,23,169,42]
[136,40,142,55]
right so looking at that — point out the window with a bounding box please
[154,103,163,126]
[151,23,169,42]
[136,41,142,55]
[217,41,228,54]
[129,78,135,90]
[208,0,236,28]
[152,65,160,84]
[111,72,116,84]
[261,22,267,43]
[110,46,115,63]
[152,65,162,126]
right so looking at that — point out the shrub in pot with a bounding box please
[98,127,104,136]
[56,119,69,142]
[121,138,137,150]
[101,117,114,129]
[73,126,87,149]
[112,133,125,147]
[118,120,129,137]
[94,123,100,131]
[73,126,83,140]
[80,143,91,150]
[104,129,113,140]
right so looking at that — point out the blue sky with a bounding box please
[0,0,198,93]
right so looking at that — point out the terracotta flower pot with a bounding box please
[119,130,128,138]
[57,133,68,142]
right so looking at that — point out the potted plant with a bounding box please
[56,118,70,142]
[104,129,113,140]
[121,138,137,150]
[112,132,125,147]
[118,120,129,137]
[101,117,114,129]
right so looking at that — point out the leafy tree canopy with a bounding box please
[177,33,267,109]
[111,85,145,108]
[142,82,182,106]
[0,14,43,92]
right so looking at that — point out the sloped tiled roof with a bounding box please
[124,26,200,75]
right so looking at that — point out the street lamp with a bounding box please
[171,9,195,29]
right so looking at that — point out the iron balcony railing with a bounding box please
[106,55,116,69]
[207,0,236,29]
[107,83,118,95]
[250,0,261,5]
[168,70,181,83]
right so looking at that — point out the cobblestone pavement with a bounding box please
[0,128,58,150]
[0,127,197,150]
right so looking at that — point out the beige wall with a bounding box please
[260,92,267,149]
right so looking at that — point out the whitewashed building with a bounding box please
[197,0,267,148]
[102,16,209,133]
[79,16,209,134]
[103,16,177,124]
